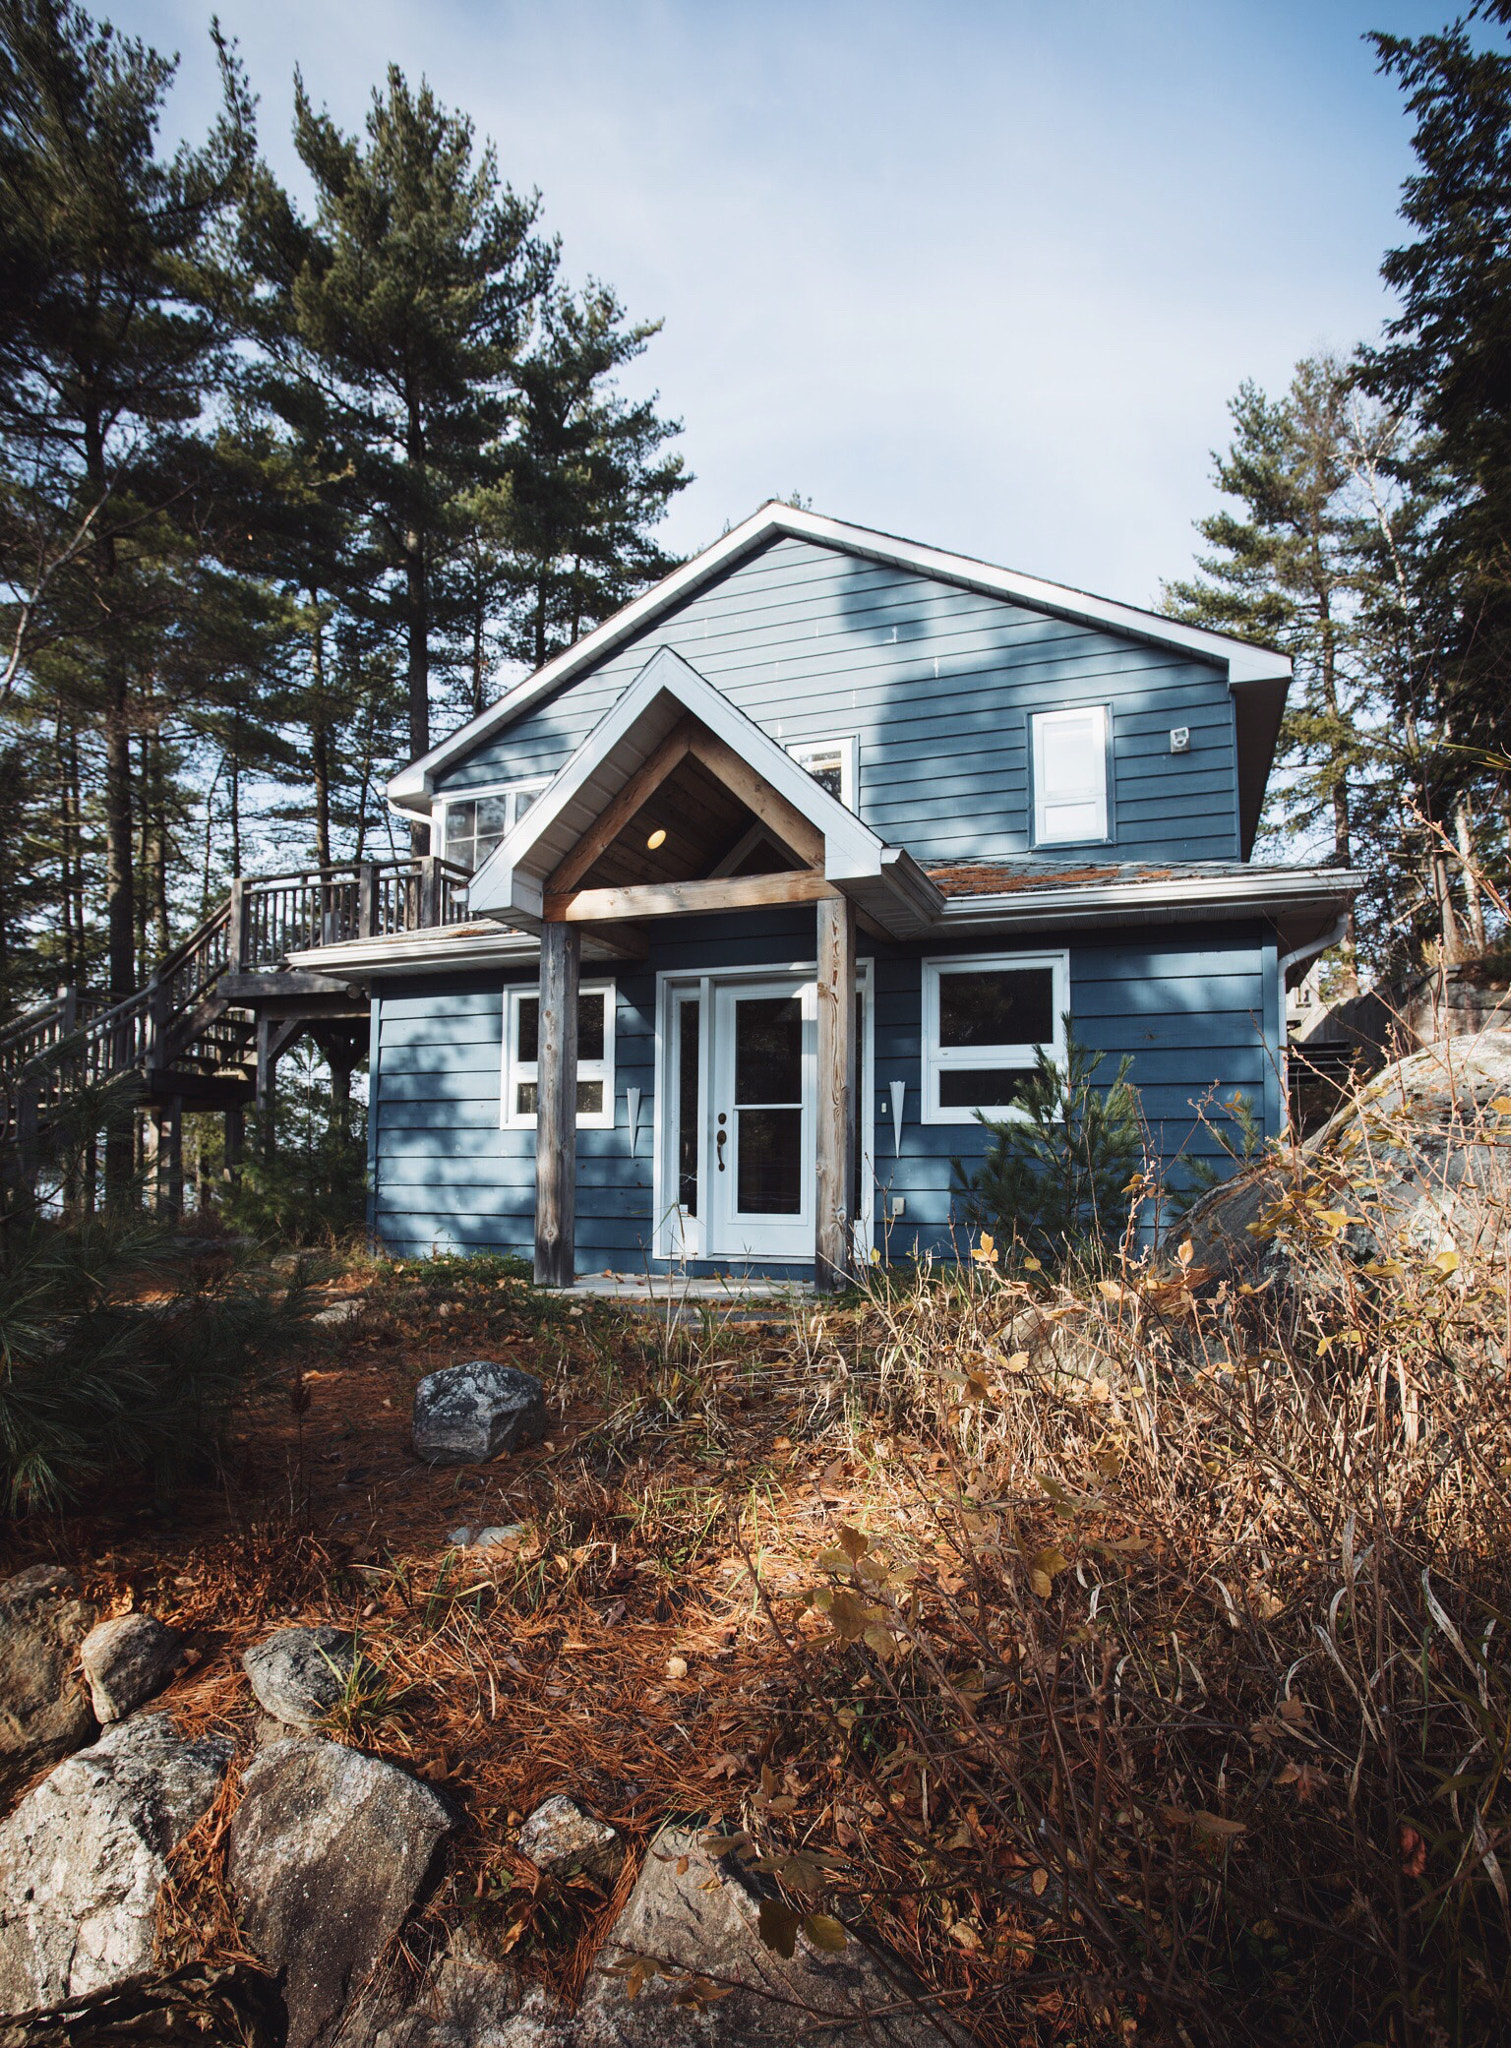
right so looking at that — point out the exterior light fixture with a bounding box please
[646,828,667,850]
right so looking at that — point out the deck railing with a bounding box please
[0,853,475,1098]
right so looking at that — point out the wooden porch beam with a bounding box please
[534,920,580,1287]
[579,922,649,961]
[546,870,836,925]
[685,730,826,869]
[815,893,857,1293]
[545,718,696,897]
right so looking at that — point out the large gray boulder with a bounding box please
[1175,1030,1511,1287]
[490,1825,967,2047]
[0,1566,97,1801]
[80,1612,183,1724]
[0,1713,232,2016]
[411,1361,546,1466]
[229,1738,453,2048]
[243,1627,355,1729]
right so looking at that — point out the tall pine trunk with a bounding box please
[405,390,430,857]
[310,606,332,867]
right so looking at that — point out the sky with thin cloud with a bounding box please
[120,0,1450,615]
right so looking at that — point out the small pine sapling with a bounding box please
[951,1026,1144,1269]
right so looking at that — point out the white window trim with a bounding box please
[1030,705,1110,847]
[788,735,858,810]
[501,979,616,1131]
[437,777,550,870]
[921,951,1068,1126]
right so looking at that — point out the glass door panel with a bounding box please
[709,981,814,1261]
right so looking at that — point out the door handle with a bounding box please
[716,1125,727,1171]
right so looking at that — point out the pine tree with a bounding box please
[240,68,554,832]
[0,0,252,998]
[1359,5,1511,958]
[496,282,689,671]
[1163,358,1382,878]
[1365,4,1511,765]
[950,1032,1144,1269]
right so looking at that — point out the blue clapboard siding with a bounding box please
[432,536,1241,865]
[368,916,1279,1268]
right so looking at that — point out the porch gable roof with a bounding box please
[463,645,945,939]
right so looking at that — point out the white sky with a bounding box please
[120,0,1447,612]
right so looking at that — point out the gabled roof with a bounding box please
[388,505,1293,842]
[464,646,944,939]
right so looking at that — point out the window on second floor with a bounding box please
[1030,706,1109,845]
[438,779,548,873]
[788,736,858,809]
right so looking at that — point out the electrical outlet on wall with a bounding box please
[1169,726,1191,753]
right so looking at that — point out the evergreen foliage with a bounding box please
[223,1046,369,1247]
[950,1030,1144,1268]
[0,5,689,1008]
[1365,4,1511,770]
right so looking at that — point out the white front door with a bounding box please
[706,977,815,1262]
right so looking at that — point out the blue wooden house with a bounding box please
[293,505,1356,1287]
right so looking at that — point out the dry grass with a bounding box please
[6,1075,1511,2046]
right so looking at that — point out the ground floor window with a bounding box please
[921,951,1067,1123]
[501,981,616,1129]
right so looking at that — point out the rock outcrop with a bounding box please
[0,1713,232,2015]
[1176,1030,1511,1288]
[243,1626,355,1729]
[0,1566,96,1800]
[80,1613,183,1724]
[490,1826,965,2047]
[229,1738,453,2048]
[412,1362,546,1466]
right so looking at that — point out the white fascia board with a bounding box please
[938,867,1363,932]
[465,644,886,921]
[387,504,1292,807]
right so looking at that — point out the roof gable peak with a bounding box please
[390,504,1290,808]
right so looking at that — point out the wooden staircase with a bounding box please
[0,854,472,1204]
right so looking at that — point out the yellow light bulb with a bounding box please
[647,828,667,850]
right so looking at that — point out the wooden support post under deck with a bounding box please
[150,1098,184,1221]
[256,1014,278,1159]
[534,920,580,1288]
[223,1103,244,1187]
[815,893,857,1292]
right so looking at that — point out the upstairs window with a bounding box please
[440,779,547,873]
[788,736,858,809]
[502,983,616,1130]
[922,952,1067,1124]
[1031,707,1109,845]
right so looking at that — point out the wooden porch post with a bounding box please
[815,893,857,1292]
[534,920,580,1287]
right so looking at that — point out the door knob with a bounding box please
[716,1125,727,1171]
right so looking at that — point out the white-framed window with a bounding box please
[501,980,616,1130]
[788,735,858,809]
[438,778,549,873]
[1030,706,1109,845]
[921,951,1068,1125]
